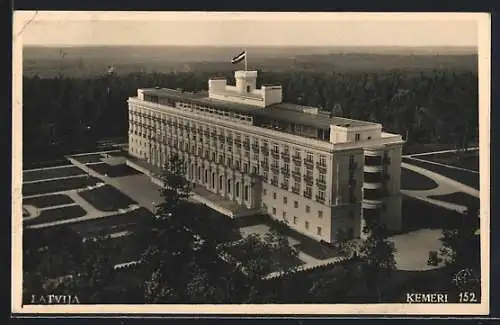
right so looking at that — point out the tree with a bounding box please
[359,210,397,302]
[440,204,480,292]
[141,153,202,303]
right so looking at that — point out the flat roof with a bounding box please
[140,88,377,128]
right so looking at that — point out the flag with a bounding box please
[231,51,246,64]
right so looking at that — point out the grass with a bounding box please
[403,142,478,155]
[88,162,141,178]
[23,194,75,209]
[23,166,85,182]
[415,150,479,171]
[22,176,101,196]
[72,153,104,164]
[428,192,480,208]
[401,168,439,191]
[24,205,87,226]
[401,195,467,231]
[78,185,137,212]
[402,157,479,190]
[69,207,153,236]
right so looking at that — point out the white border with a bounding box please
[12,11,491,315]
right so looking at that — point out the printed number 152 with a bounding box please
[458,292,478,303]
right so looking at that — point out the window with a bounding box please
[227,179,231,193]
[273,192,277,200]
[247,85,251,93]
[272,207,276,215]
[294,201,298,208]
[318,191,325,200]
[319,155,326,165]
[282,211,287,219]
[263,189,267,196]
[235,182,240,197]
[219,175,223,190]
[355,133,360,141]
[244,185,249,201]
[317,227,322,236]
[283,197,287,204]
[305,221,309,230]
[293,216,297,224]
[204,169,208,183]
[319,173,326,182]
[305,205,310,213]
[318,210,323,219]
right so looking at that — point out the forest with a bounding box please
[22,66,478,165]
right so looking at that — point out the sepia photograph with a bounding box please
[12,11,490,315]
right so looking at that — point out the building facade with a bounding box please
[127,70,404,244]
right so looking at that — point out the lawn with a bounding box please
[400,168,439,191]
[69,207,153,236]
[23,166,85,182]
[78,185,138,212]
[24,205,87,226]
[416,150,479,171]
[23,194,75,209]
[22,176,101,196]
[400,195,469,231]
[402,157,479,190]
[403,142,478,155]
[71,153,104,164]
[88,162,141,178]
[428,192,480,208]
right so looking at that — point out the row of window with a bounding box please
[139,95,254,123]
[129,107,330,165]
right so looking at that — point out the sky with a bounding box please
[16,11,483,47]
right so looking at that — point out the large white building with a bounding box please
[127,70,404,244]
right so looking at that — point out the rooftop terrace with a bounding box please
[139,87,376,129]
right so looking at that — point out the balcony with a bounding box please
[243,142,250,150]
[281,151,290,161]
[234,139,242,147]
[303,174,313,186]
[316,179,327,190]
[260,145,269,154]
[304,159,314,168]
[218,135,225,142]
[303,191,312,199]
[270,165,280,174]
[316,162,327,173]
[226,136,233,143]
[203,130,209,137]
[292,170,301,180]
[291,186,300,195]
[270,178,279,186]
[251,144,259,152]
[281,182,289,190]
[260,162,269,171]
[281,167,290,177]
[271,150,280,159]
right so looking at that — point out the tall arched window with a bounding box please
[235,182,240,197]
[219,175,223,190]
[212,172,215,188]
[204,169,208,183]
[227,179,231,194]
[244,185,249,201]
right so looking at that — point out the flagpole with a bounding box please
[244,49,248,71]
